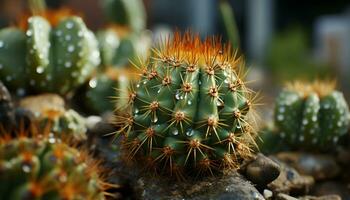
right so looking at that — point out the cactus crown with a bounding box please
[116,32,257,177]
[275,80,350,149]
[0,133,109,200]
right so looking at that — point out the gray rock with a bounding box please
[300,195,341,200]
[135,171,264,200]
[276,152,340,180]
[268,157,314,195]
[245,153,281,187]
[311,181,350,200]
[276,193,298,200]
[263,189,273,199]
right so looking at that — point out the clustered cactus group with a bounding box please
[274,81,350,149]
[0,135,107,199]
[0,15,100,96]
[115,33,257,177]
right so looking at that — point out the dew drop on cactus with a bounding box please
[115,32,258,177]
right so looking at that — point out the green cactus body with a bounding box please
[97,29,120,68]
[102,0,146,32]
[116,33,256,176]
[0,136,106,200]
[275,81,350,149]
[0,16,100,95]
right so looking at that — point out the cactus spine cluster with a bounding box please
[0,135,107,199]
[116,33,257,176]
[0,15,100,95]
[275,81,350,149]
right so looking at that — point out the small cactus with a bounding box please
[20,94,87,141]
[274,81,350,149]
[0,15,100,96]
[115,32,257,177]
[0,135,108,199]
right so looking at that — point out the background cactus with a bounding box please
[102,0,146,33]
[274,81,350,149]
[20,94,87,141]
[0,15,100,96]
[0,135,108,200]
[115,32,257,177]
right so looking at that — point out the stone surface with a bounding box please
[268,156,314,195]
[276,193,298,200]
[300,195,341,200]
[263,189,273,199]
[311,181,350,200]
[244,153,281,187]
[135,171,264,200]
[276,152,340,180]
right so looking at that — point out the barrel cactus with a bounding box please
[0,135,108,199]
[275,81,350,149]
[115,33,257,177]
[0,15,100,96]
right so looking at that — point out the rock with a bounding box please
[263,189,273,199]
[268,157,314,195]
[276,193,298,200]
[311,181,350,200]
[135,171,264,200]
[300,195,341,200]
[276,152,340,180]
[245,153,281,187]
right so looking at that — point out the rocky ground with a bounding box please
[87,116,350,200]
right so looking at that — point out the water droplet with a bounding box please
[30,80,35,86]
[22,163,32,173]
[67,45,75,52]
[171,127,179,136]
[151,114,158,123]
[175,90,181,100]
[187,100,192,105]
[157,88,161,94]
[299,135,304,141]
[134,108,139,114]
[136,84,140,88]
[6,76,12,81]
[16,88,25,96]
[65,35,72,41]
[279,106,285,113]
[277,115,284,121]
[26,30,32,36]
[224,79,229,84]
[36,66,44,74]
[143,80,147,85]
[312,115,317,122]
[324,104,330,109]
[0,41,3,48]
[186,128,194,136]
[56,30,62,36]
[198,80,202,85]
[77,31,83,37]
[89,78,97,88]
[0,64,3,69]
[48,137,56,144]
[65,61,72,68]
[302,119,308,125]
[65,22,74,29]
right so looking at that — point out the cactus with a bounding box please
[102,0,146,32]
[115,32,257,177]
[274,81,350,149]
[0,15,100,96]
[0,81,15,130]
[0,135,108,199]
[20,94,87,141]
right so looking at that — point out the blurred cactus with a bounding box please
[219,0,240,49]
[102,0,146,32]
[275,81,350,149]
[115,32,258,177]
[0,135,108,199]
[0,15,100,96]
[20,94,87,141]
